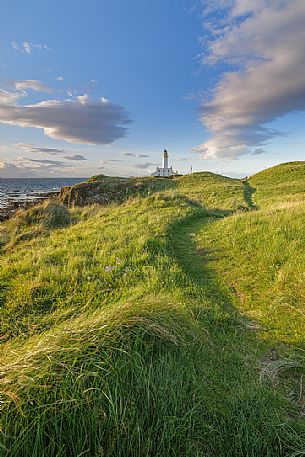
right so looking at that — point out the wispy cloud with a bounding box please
[63,154,87,161]
[123,152,149,158]
[0,89,23,105]
[0,156,80,177]
[0,161,37,177]
[99,159,123,166]
[0,161,20,175]
[253,148,266,155]
[11,40,51,55]
[15,143,68,155]
[18,157,70,167]
[175,156,193,161]
[195,0,305,159]
[15,143,87,161]
[134,162,152,169]
[12,80,53,93]
[0,91,132,144]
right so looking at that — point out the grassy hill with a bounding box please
[249,161,305,207]
[0,164,304,456]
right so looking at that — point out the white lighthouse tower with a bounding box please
[151,149,177,177]
[162,149,169,169]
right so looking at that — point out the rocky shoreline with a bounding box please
[0,191,59,222]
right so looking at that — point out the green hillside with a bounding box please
[0,164,304,456]
[249,161,305,207]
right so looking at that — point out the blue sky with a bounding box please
[0,0,305,178]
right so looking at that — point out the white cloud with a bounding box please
[0,158,72,177]
[0,89,24,105]
[11,41,19,51]
[23,41,32,55]
[0,161,19,173]
[12,80,53,93]
[1,151,88,177]
[0,161,37,178]
[0,91,132,144]
[56,76,64,81]
[196,0,305,159]
[11,40,51,55]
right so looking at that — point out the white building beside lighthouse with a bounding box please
[151,149,177,177]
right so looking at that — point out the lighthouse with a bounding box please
[151,149,177,177]
[162,149,169,169]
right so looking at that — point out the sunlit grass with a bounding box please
[0,167,304,456]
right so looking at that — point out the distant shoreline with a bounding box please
[0,191,59,221]
[0,177,87,221]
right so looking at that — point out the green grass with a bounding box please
[197,206,305,344]
[177,171,248,211]
[0,166,304,456]
[249,161,305,207]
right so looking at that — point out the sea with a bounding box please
[0,177,86,211]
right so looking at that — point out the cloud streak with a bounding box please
[11,40,51,54]
[63,154,87,161]
[196,0,305,159]
[15,143,87,161]
[0,156,81,177]
[134,162,152,169]
[19,157,71,167]
[0,92,132,144]
[12,80,53,93]
[123,152,149,158]
[15,143,68,155]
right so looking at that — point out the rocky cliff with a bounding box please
[58,174,176,207]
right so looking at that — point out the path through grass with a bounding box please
[167,213,304,456]
[1,166,304,456]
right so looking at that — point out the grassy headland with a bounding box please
[0,163,304,456]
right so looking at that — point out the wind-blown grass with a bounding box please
[0,167,304,456]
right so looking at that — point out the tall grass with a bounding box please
[0,169,304,456]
